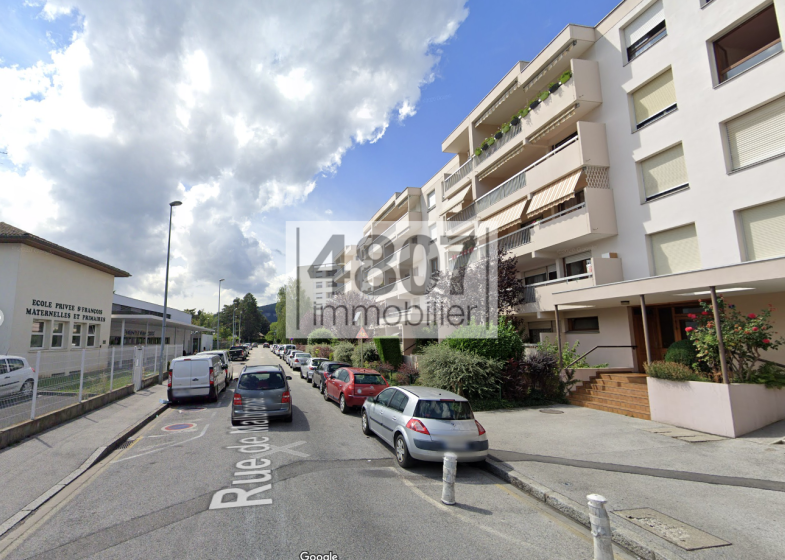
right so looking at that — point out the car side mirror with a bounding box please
[286,376,292,380]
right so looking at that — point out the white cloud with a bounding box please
[1,0,469,309]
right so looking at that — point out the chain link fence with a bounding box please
[0,344,182,430]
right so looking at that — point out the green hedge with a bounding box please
[307,328,334,345]
[374,337,403,368]
[446,317,523,362]
[664,339,697,367]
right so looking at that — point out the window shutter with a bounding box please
[640,144,688,198]
[650,224,701,275]
[741,198,785,261]
[633,69,676,125]
[625,1,665,46]
[727,96,785,170]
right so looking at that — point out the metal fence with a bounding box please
[0,344,182,431]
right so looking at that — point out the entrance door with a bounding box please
[632,310,657,371]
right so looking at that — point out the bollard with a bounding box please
[587,494,614,560]
[441,452,457,505]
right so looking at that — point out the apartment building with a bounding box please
[355,0,785,379]
[298,263,341,308]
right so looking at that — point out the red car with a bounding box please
[323,367,389,414]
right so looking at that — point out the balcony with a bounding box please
[442,157,474,195]
[518,273,596,314]
[528,187,617,254]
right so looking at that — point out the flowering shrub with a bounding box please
[684,299,784,382]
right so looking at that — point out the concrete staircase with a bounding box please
[568,371,651,420]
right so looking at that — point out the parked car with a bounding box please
[168,354,228,404]
[232,365,293,424]
[305,357,327,382]
[285,348,298,366]
[252,343,258,348]
[323,367,388,414]
[229,346,247,361]
[292,352,311,372]
[279,344,296,359]
[361,386,488,468]
[313,361,351,391]
[0,355,35,397]
[197,350,233,385]
[262,343,269,348]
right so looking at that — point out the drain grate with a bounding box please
[614,508,730,551]
[539,409,564,414]
[117,437,139,449]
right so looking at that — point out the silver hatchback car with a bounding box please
[361,386,488,468]
[232,365,293,424]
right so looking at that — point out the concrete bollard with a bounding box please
[587,494,614,560]
[441,452,457,505]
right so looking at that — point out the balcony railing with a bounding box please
[475,121,523,166]
[445,204,477,232]
[475,168,527,214]
[475,223,533,260]
[442,158,475,194]
[536,201,585,226]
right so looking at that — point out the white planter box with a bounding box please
[648,378,785,438]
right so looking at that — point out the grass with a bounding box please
[39,370,135,395]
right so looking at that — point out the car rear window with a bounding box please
[414,400,474,420]
[328,363,348,372]
[354,374,385,385]
[239,372,286,390]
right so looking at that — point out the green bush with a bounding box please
[446,317,523,362]
[560,70,573,84]
[418,343,503,400]
[311,345,333,358]
[539,90,550,102]
[307,328,334,345]
[332,342,355,364]
[644,361,706,381]
[374,337,403,368]
[351,343,379,367]
[750,362,785,389]
[536,339,608,369]
[664,339,697,367]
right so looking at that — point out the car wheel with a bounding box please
[20,379,34,395]
[231,418,239,426]
[319,381,326,394]
[339,394,349,414]
[361,410,373,436]
[323,386,330,401]
[395,434,414,468]
[311,377,317,388]
[283,412,293,423]
[208,387,218,403]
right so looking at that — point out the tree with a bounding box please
[318,290,381,340]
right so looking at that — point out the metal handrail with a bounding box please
[536,202,586,226]
[565,346,637,369]
[530,272,592,288]
[377,213,408,240]
[445,204,477,232]
[522,134,579,175]
[475,121,523,165]
[443,158,475,193]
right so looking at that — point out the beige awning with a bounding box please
[526,169,583,217]
[442,184,473,214]
[479,199,528,232]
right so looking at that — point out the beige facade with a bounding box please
[356,0,785,367]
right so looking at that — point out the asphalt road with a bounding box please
[0,348,624,560]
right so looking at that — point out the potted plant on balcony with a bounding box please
[487,136,496,146]
[501,122,511,134]
[519,107,530,118]
[560,70,573,84]
[494,130,503,140]
[529,99,540,110]
[474,147,483,157]
[510,115,520,126]
[481,138,490,150]
[548,81,561,93]
[539,89,550,102]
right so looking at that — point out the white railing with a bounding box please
[537,201,586,227]
[523,134,579,175]
[522,273,593,304]
[475,121,523,165]
[475,168,528,214]
[442,157,475,194]
[377,213,408,241]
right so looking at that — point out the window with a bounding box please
[740,198,785,261]
[30,321,45,348]
[0,361,7,375]
[316,294,323,299]
[527,321,553,343]
[564,252,592,277]
[568,317,600,332]
[625,1,667,62]
[7,358,24,371]
[429,257,439,275]
[51,322,64,348]
[524,265,557,285]
[640,144,689,200]
[633,69,677,129]
[72,324,83,347]
[714,5,782,84]
[650,224,702,275]
[726,95,785,170]
[429,223,437,243]
[389,391,409,412]
[87,325,97,347]
[427,190,436,210]
[376,388,396,407]
[552,131,578,151]
[315,282,323,288]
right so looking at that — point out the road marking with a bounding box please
[112,424,209,463]
[251,441,309,458]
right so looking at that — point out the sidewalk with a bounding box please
[475,404,785,560]
[0,385,167,536]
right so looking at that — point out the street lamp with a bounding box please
[216,278,225,349]
[159,200,182,384]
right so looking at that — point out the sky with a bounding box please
[0,0,621,311]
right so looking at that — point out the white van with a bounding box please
[168,354,227,403]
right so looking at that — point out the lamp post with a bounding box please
[159,200,182,383]
[217,278,225,349]
[232,306,236,345]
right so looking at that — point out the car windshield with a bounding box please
[414,400,474,420]
[354,374,385,385]
[328,364,347,372]
[296,354,310,359]
[239,372,286,390]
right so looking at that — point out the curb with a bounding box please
[480,459,686,560]
[0,401,168,540]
